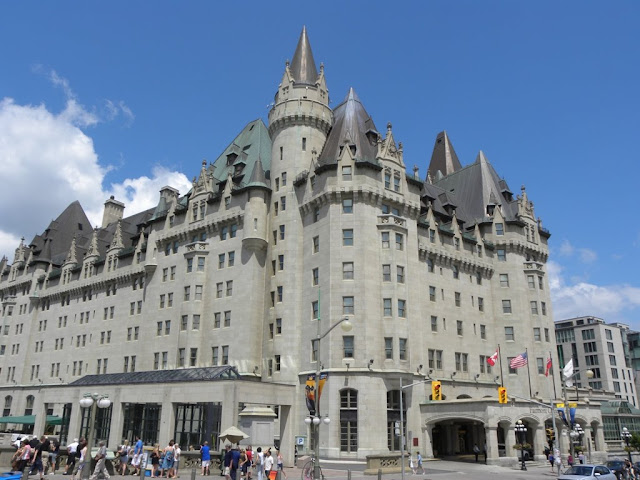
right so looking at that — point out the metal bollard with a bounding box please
[377,468,382,480]
[191,466,197,480]
[347,470,351,480]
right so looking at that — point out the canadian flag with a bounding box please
[487,348,499,366]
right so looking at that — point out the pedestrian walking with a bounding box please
[548,453,555,472]
[255,448,264,480]
[473,444,480,462]
[73,441,87,480]
[162,440,176,478]
[131,436,144,476]
[223,445,232,480]
[49,439,60,475]
[30,435,51,480]
[276,450,287,479]
[409,452,416,475]
[200,441,210,476]
[64,438,79,475]
[89,441,110,480]
[416,452,423,475]
[263,450,273,480]
[174,444,181,478]
[245,446,253,480]
[119,440,131,475]
[150,445,160,478]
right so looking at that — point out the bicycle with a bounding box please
[301,457,323,480]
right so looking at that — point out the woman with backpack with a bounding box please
[162,440,176,478]
[119,440,131,475]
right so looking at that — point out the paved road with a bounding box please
[34,459,564,480]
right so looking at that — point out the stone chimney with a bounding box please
[101,196,125,228]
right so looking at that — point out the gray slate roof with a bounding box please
[318,88,379,166]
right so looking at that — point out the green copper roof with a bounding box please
[210,119,271,187]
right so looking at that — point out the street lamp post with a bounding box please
[621,427,633,463]
[307,316,352,480]
[561,368,594,462]
[515,420,527,471]
[399,375,432,480]
[78,393,111,480]
[573,424,584,461]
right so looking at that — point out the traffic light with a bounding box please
[546,428,555,443]
[432,381,442,400]
[498,386,508,404]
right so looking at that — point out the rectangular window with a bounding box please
[382,264,391,282]
[530,301,539,315]
[312,301,319,320]
[502,300,512,314]
[343,229,354,246]
[527,275,535,289]
[342,165,352,181]
[279,225,285,240]
[276,318,282,334]
[214,312,221,328]
[505,326,515,341]
[499,274,509,287]
[342,198,353,214]
[343,296,354,315]
[223,346,229,364]
[178,348,185,367]
[186,258,193,273]
[534,327,541,341]
[278,254,284,270]
[541,302,547,315]
[456,320,463,336]
[480,324,486,339]
[226,281,233,296]
[429,286,436,302]
[397,299,406,317]
[381,232,390,249]
[343,262,354,280]
[428,349,443,370]
[197,257,206,271]
[395,233,404,250]
[396,265,405,283]
[195,285,203,300]
[184,286,190,301]
[431,316,438,332]
[393,175,400,192]
[385,338,393,359]
[313,236,319,253]
[495,223,504,235]
[228,251,235,267]
[218,254,225,269]
[497,249,506,261]
[384,172,391,189]
[455,352,468,372]
[167,292,173,307]
[383,298,392,316]
[224,311,231,327]
[181,315,188,331]
[455,292,461,307]
[478,297,484,312]
[312,268,319,286]
[277,286,283,302]
[479,356,492,374]
[159,295,165,308]
[192,315,200,330]
[212,347,218,366]
[343,336,354,358]
[399,338,407,360]
[190,348,198,367]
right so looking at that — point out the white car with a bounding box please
[557,464,617,480]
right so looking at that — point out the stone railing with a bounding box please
[364,452,409,475]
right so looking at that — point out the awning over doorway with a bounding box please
[0,414,64,425]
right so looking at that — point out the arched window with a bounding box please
[3,395,12,416]
[25,395,35,415]
[340,389,358,453]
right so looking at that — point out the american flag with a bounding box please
[509,352,528,369]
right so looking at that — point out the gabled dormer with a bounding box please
[378,123,406,196]
[62,236,78,284]
[190,160,213,223]
[517,185,538,244]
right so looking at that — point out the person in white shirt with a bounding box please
[255,447,264,480]
[64,439,79,475]
[263,450,274,480]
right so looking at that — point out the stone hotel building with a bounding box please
[0,28,607,464]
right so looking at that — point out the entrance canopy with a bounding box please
[0,415,64,425]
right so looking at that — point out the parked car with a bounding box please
[558,464,617,480]
[605,460,625,480]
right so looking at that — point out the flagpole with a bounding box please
[524,348,532,397]
[498,344,504,387]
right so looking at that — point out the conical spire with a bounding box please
[290,26,318,86]
[247,156,269,187]
[427,131,462,179]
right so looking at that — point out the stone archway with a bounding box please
[429,418,487,460]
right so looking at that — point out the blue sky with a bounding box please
[1,1,639,327]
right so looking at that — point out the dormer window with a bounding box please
[226,152,237,166]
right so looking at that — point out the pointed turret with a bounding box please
[109,220,124,250]
[246,156,269,188]
[64,236,78,266]
[86,228,100,259]
[427,131,462,179]
[290,26,318,86]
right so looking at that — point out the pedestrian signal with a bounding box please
[432,381,442,401]
[498,386,508,404]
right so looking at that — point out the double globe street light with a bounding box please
[621,427,633,463]
[78,393,111,480]
[515,420,527,471]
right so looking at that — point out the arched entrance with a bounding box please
[431,418,486,459]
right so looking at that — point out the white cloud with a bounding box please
[0,96,190,261]
[578,248,597,263]
[549,260,640,327]
[558,239,574,256]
